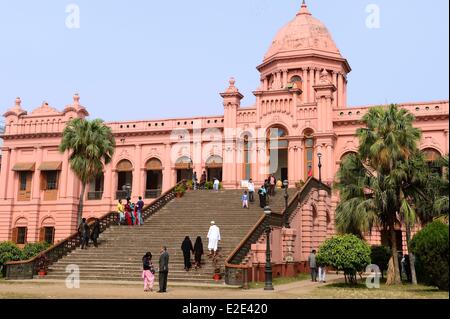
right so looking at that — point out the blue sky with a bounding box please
[0,0,448,122]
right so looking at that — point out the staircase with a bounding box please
[42,189,295,284]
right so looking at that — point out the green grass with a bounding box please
[248,273,309,289]
[310,278,449,299]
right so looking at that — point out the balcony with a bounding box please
[116,190,131,200]
[145,189,162,199]
[87,191,103,200]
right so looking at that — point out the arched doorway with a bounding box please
[423,148,442,176]
[116,160,133,199]
[206,156,223,182]
[145,158,163,198]
[267,126,288,181]
[175,156,193,182]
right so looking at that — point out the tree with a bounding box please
[410,221,449,291]
[59,118,115,225]
[370,245,391,279]
[316,234,371,285]
[335,104,423,285]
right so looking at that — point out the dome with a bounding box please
[264,2,342,61]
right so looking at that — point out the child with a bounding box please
[242,191,249,209]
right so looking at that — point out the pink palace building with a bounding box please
[0,3,448,249]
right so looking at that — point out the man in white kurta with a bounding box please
[207,221,221,255]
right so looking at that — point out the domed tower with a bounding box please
[254,1,351,128]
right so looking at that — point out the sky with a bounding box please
[0,0,448,122]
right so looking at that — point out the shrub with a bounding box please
[370,245,391,279]
[317,234,371,284]
[410,221,449,291]
[22,242,51,260]
[204,181,214,190]
[174,184,186,194]
[0,241,23,276]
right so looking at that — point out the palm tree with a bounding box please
[59,118,115,225]
[335,104,422,285]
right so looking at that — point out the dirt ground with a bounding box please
[0,275,447,299]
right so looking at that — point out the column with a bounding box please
[283,69,289,88]
[0,147,10,199]
[132,144,142,199]
[326,144,333,183]
[103,162,112,201]
[332,72,338,108]
[288,145,295,185]
[302,68,308,103]
[343,77,348,107]
[163,143,172,192]
[6,148,17,200]
[308,69,314,103]
[338,73,344,107]
[32,146,43,200]
[60,150,69,198]
[264,77,268,91]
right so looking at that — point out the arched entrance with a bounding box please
[175,156,193,182]
[145,158,163,198]
[206,156,223,181]
[423,148,442,176]
[116,160,133,199]
[267,126,288,181]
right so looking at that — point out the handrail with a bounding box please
[224,177,331,285]
[4,180,186,280]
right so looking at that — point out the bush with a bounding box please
[317,234,371,284]
[204,181,214,190]
[370,245,391,279]
[174,184,186,194]
[0,241,23,276]
[410,221,449,291]
[22,242,51,260]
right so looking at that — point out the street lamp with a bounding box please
[263,206,274,291]
[317,153,323,182]
[283,180,290,228]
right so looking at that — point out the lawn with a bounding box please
[307,280,449,299]
[248,273,309,289]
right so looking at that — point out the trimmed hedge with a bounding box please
[22,242,52,260]
[410,221,449,291]
[0,241,52,277]
[317,234,371,284]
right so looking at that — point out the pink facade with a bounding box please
[0,3,448,251]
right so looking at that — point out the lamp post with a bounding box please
[283,180,290,228]
[317,153,323,182]
[263,206,274,291]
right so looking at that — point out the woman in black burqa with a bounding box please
[181,236,194,271]
[193,236,204,270]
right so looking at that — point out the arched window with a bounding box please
[116,160,133,199]
[40,217,55,244]
[423,148,442,175]
[12,218,28,245]
[289,76,303,90]
[243,135,252,180]
[304,130,315,179]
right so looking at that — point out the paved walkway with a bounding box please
[0,275,341,299]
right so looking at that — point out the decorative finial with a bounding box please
[73,93,80,105]
[15,97,21,107]
[229,77,236,87]
[298,0,311,15]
